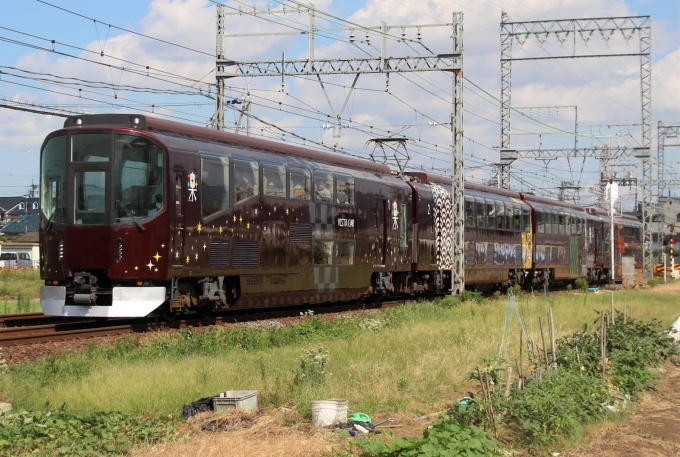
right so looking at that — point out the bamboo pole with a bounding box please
[538,315,550,368]
[504,367,513,401]
[548,307,557,366]
[623,300,627,324]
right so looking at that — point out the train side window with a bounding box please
[496,201,505,230]
[289,168,311,200]
[513,203,522,231]
[200,154,230,219]
[314,171,334,202]
[565,214,571,235]
[234,159,259,205]
[263,164,286,198]
[504,202,512,231]
[522,207,531,232]
[335,174,355,204]
[174,173,183,216]
[557,212,564,235]
[475,197,486,228]
[485,198,494,228]
[537,211,545,234]
[335,241,355,265]
[546,211,554,234]
[549,211,557,234]
[314,241,333,264]
[399,203,408,248]
[465,196,475,227]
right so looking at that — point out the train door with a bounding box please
[373,198,387,266]
[171,172,185,267]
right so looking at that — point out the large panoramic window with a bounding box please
[201,153,230,219]
[40,135,68,224]
[71,134,109,162]
[113,135,164,223]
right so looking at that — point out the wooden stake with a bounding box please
[548,307,557,366]
[600,310,606,379]
[476,366,497,437]
[504,367,513,401]
[610,292,615,324]
[515,359,523,390]
[623,300,627,324]
[538,315,550,369]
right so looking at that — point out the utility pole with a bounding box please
[499,13,652,275]
[214,3,465,293]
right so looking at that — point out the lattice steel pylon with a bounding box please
[213,4,465,293]
[499,12,653,274]
[656,121,680,261]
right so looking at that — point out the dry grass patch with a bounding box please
[133,408,339,457]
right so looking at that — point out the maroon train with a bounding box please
[38,114,642,317]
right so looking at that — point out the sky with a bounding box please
[0,0,678,210]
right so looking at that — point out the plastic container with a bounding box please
[311,399,348,426]
[212,390,258,413]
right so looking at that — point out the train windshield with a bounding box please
[41,135,68,224]
[40,132,164,226]
[114,134,164,223]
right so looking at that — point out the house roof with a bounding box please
[9,231,39,243]
[0,197,39,216]
[0,213,39,235]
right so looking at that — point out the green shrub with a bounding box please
[293,345,329,385]
[436,296,461,309]
[357,415,501,457]
[0,405,176,456]
[647,278,661,287]
[574,278,589,292]
[504,370,611,447]
[461,290,483,304]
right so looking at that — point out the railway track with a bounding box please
[0,300,400,347]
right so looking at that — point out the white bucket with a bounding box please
[329,398,348,423]
[311,399,346,427]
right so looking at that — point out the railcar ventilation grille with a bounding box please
[289,223,312,243]
[270,275,286,285]
[465,243,476,266]
[515,245,522,265]
[232,242,260,268]
[552,247,559,264]
[209,241,230,268]
[245,275,264,286]
[544,248,551,264]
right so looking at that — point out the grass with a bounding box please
[0,269,41,314]
[1,285,678,420]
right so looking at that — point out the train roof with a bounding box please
[61,114,390,175]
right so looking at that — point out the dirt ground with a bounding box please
[561,361,680,457]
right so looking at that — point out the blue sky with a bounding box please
[1,0,678,208]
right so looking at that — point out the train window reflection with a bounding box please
[465,197,475,227]
[75,171,105,225]
[496,201,505,230]
[234,159,259,205]
[537,211,545,234]
[314,241,333,264]
[513,204,522,231]
[71,134,109,162]
[289,168,311,200]
[201,154,230,219]
[475,197,485,228]
[522,207,530,232]
[263,164,286,198]
[335,241,354,265]
[485,198,494,228]
[335,174,354,204]
[558,212,565,235]
[114,135,164,223]
[41,135,67,224]
[314,171,334,202]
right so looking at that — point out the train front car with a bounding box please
[40,115,170,317]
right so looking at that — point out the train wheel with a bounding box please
[164,305,180,321]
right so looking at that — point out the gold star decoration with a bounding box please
[285,208,289,215]
[246,222,251,229]
[233,215,237,222]
[125,270,128,273]
[239,215,243,223]
[186,255,190,264]
[134,266,139,270]
[154,268,158,272]
[153,252,161,262]
[197,222,202,233]
[219,226,223,234]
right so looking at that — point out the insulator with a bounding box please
[349,29,355,43]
